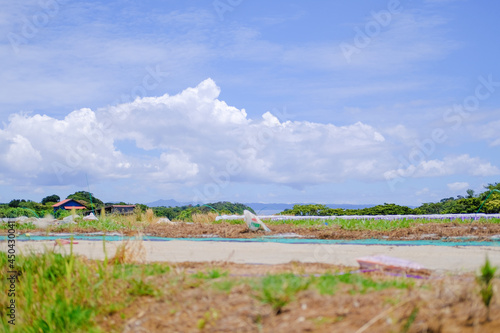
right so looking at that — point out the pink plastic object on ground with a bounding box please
[54,239,79,246]
[356,255,430,275]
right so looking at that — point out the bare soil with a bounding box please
[99,261,500,333]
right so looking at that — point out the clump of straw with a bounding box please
[111,234,146,264]
[192,212,218,223]
[145,208,155,224]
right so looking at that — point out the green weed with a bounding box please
[314,273,412,295]
[211,280,236,293]
[192,268,228,280]
[253,274,310,314]
[143,263,171,276]
[477,257,497,321]
[128,279,160,297]
[401,306,419,333]
[212,219,245,225]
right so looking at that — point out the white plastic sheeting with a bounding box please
[243,210,271,232]
[83,213,98,221]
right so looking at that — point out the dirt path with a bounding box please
[5,240,500,272]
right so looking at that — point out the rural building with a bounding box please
[103,204,136,215]
[52,199,88,213]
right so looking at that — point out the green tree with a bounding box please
[442,198,480,214]
[484,199,500,214]
[477,188,500,213]
[8,199,23,208]
[66,191,104,209]
[152,202,255,221]
[414,202,443,214]
[41,194,60,205]
[485,182,500,191]
[358,203,414,215]
[135,204,148,212]
[280,204,331,216]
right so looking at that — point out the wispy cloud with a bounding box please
[447,181,469,191]
[385,154,500,179]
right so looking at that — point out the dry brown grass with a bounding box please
[192,212,218,223]
[117,213,141,228]
[145,208,155,224]
[133,206,143,222]
[111,234,146,264]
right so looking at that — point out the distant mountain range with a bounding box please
[144,199,376,215]
[146,199,187,207]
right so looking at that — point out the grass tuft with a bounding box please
[477,257,497,321]
[111,236,146,264]
[0,249,173,332]
[253,273,310,314]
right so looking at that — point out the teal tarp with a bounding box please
[5,234,500,247]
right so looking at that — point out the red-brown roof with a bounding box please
[52,199,88,208]
[52,199,72,207]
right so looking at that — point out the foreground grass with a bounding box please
[0,247,171,332]
[0,250,419,332]
[0,222,36,231]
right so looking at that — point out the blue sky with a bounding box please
[1,0,499,206]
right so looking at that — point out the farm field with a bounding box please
[2,214,500,332]
[5,215,500,241]
[1,249,500,332]
[145,218,500,241]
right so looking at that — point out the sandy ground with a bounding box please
[4,240,500,272]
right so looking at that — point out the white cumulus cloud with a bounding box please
[0,79,391,189]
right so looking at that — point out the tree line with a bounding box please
[1,183,499,219]
[280,183,500,216]
[0,191,255,219]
